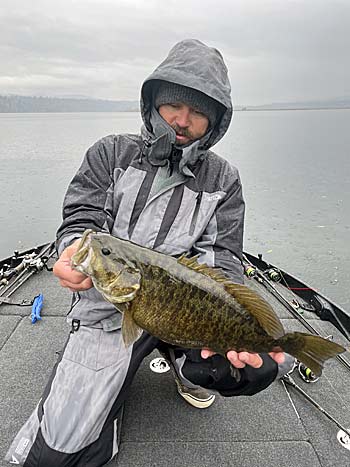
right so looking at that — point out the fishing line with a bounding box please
[282,373,350,448]
[243,254,350,373]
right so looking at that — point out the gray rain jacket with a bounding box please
[56,39,245,330]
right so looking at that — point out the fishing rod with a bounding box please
[242,254,350,373]
[281,373,350,451]
[0,247,44,297]
[0,242,56,307]
[0,258,27,286]
[243,253,350,450]
[0,256,38,297]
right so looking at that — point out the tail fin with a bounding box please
[281,332,346,376]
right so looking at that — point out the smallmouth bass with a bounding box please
[72,230,346,376]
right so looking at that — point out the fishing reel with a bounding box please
[283,359,319,383]
[297,362,320,383]
[265,268,282,282]
[244,265,256,278]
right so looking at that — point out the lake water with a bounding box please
[0,110,349,309]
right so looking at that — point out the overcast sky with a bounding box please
[1,0,349,105]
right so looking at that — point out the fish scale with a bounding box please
[72,230,346,376]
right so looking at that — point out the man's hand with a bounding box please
[53,239,93,292]
[201,349,285,368]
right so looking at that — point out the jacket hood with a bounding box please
[140,39,233,151]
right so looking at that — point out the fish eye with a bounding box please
[101,248,111,256]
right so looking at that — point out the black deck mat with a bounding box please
[1,268,349,466]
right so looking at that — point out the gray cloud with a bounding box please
[0,0,349,104]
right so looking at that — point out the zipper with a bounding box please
[189,191,202,236]
[139,137,152,163]
[67,292,81,317]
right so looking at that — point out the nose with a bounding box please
[175,107,191,128]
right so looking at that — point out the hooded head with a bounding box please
[140,39,233,170]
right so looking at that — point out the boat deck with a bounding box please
[0,259,349,466]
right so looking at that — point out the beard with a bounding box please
[171,123,194,143]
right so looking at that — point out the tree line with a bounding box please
[0,95,139,112]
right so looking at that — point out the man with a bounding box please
[6,39,287,467]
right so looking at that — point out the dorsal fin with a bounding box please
[177,254,284,339]
[224,282,284,339]
[177,254,228,283]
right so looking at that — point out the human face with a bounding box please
[158,103,209,145]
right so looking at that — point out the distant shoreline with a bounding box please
[236,106,350,112]
[2,94,350,113]
[1,107,350,114]
[0,110,140,114]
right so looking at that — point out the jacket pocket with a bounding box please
[63,326,124,371]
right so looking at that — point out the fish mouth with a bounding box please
[103,286,139,304]
[71,230,93,270]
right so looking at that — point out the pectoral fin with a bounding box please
[121,305,143,347]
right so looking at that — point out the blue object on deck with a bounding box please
[31,293,43,324]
